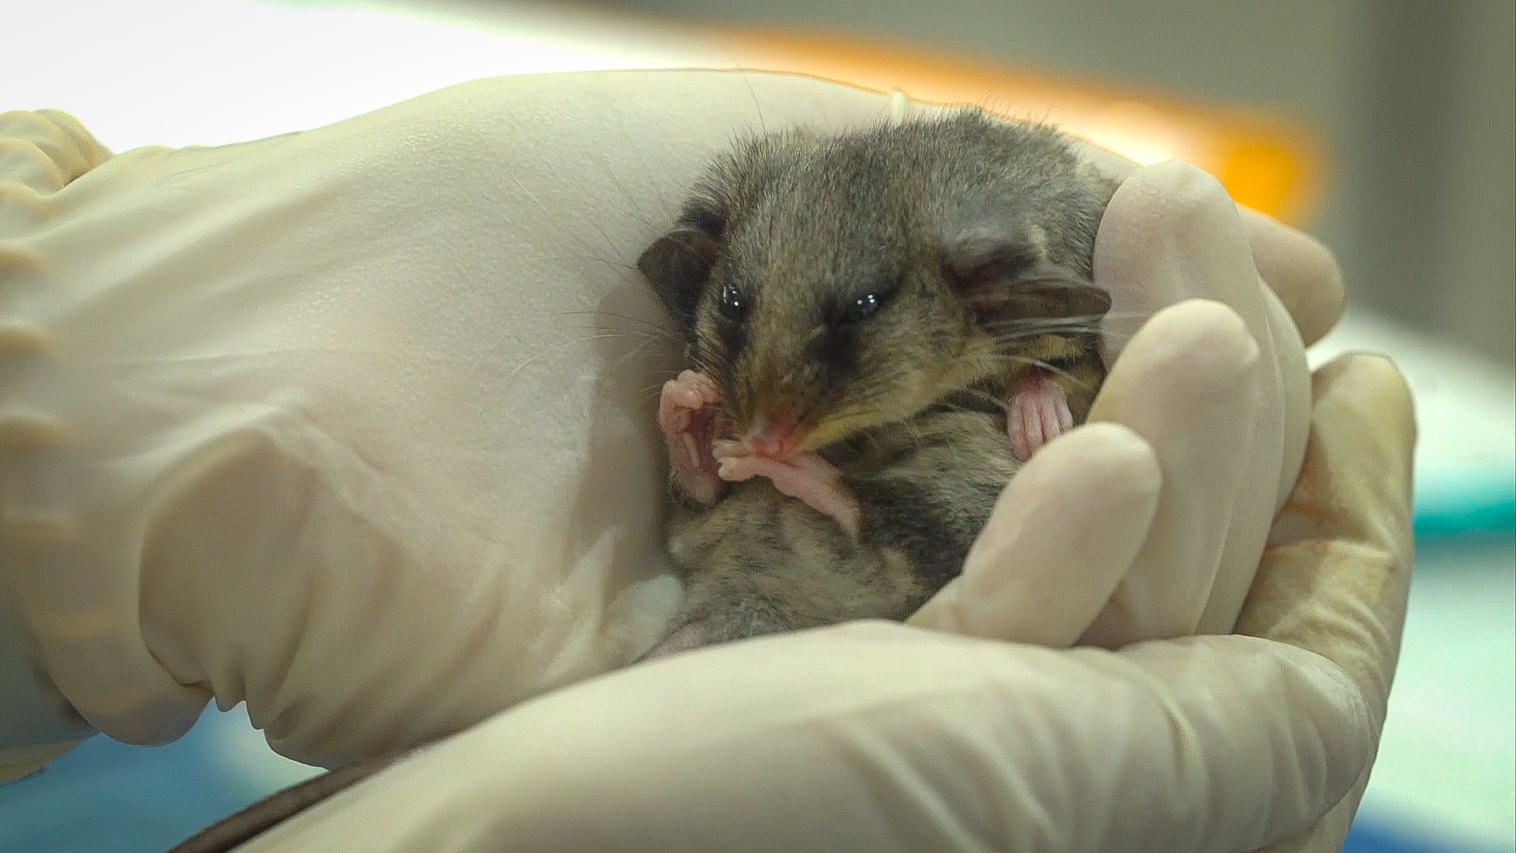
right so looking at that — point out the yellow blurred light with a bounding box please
[712,27,1327,225]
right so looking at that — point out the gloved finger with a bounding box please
[1078,298,1261,646]
[1090,160,1310,638]
[1234,206,1344,346]
[907,422,1160,647]
[1058,136,1344,346]
[1089,161,1313,523]
[0,109,111,199]
[214,621,1366,853]
[1239,352,1417,853]
[1096,161,1274,373]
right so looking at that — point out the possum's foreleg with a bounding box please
[1007,368,1074,461]
[658,369,859,535]
[712,443,860,537]
[658,370,728,506]
[1005,342,1107,461]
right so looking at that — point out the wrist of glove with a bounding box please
[1,107,122,781]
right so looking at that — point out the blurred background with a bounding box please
[595,0,1516,370]
[0,1,1511,852]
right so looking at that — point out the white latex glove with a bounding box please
[0,71,1412,853]
[182,356,1413,853]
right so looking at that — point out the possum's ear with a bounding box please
[638,226,720,332]
[942,239,1111,332]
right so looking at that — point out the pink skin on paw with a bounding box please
[658,368,861,535]
[658,370,726,505]
[1008,370,1074,462]
[713,442,861,537]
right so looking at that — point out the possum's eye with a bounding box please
[834,282,898,326]
[844,293,883,323]
[718,283,746,320]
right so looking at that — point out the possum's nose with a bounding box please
[748,414,802,459]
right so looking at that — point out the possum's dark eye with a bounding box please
[718,283,746,321]
[834,282,898,326]
[844,293,883,323]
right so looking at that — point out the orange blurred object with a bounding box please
[713,27,1326,226]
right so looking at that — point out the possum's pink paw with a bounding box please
[1008,370,1074,462]
[714,446,860,537]
[659,370,726,505]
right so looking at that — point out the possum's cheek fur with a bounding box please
[846,319,983,420]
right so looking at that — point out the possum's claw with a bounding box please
[1008,369,1074,461]
[715,449,860,538]
[658,370,727,506]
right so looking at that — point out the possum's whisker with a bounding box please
[609,337,662,370]
[587,219,633,265]
[555,313,684,349]
[584,151,668,231]
[565,332,642,344]
[987,329,1098,344]
[977,354,1097,389]
[738,67,769,136]
[561,309,682,337]
[506,173,552,216]
[944,387,1013,415]
[986,308,1151,327]
[598,178,662,232]
[986,326,1137,348]
[557,322,674,344]
[689,351,730,382]
[979,352,1057,369]
[985,316,1107,333]
[560,308,666,326]
[509,172,642,274]
[591,256,642,276]
[508,331,654,376]
[579,326,682,347]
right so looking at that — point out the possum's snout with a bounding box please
[745,414,803,459]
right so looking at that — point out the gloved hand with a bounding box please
[0,71,1411,853]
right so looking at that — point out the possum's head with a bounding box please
[638,112,1114,458]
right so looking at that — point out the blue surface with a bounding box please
[0,711,267,853]
[1346,822,1510,853]
[1415,479,1516,538]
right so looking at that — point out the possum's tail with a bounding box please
[164,752,408,853]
